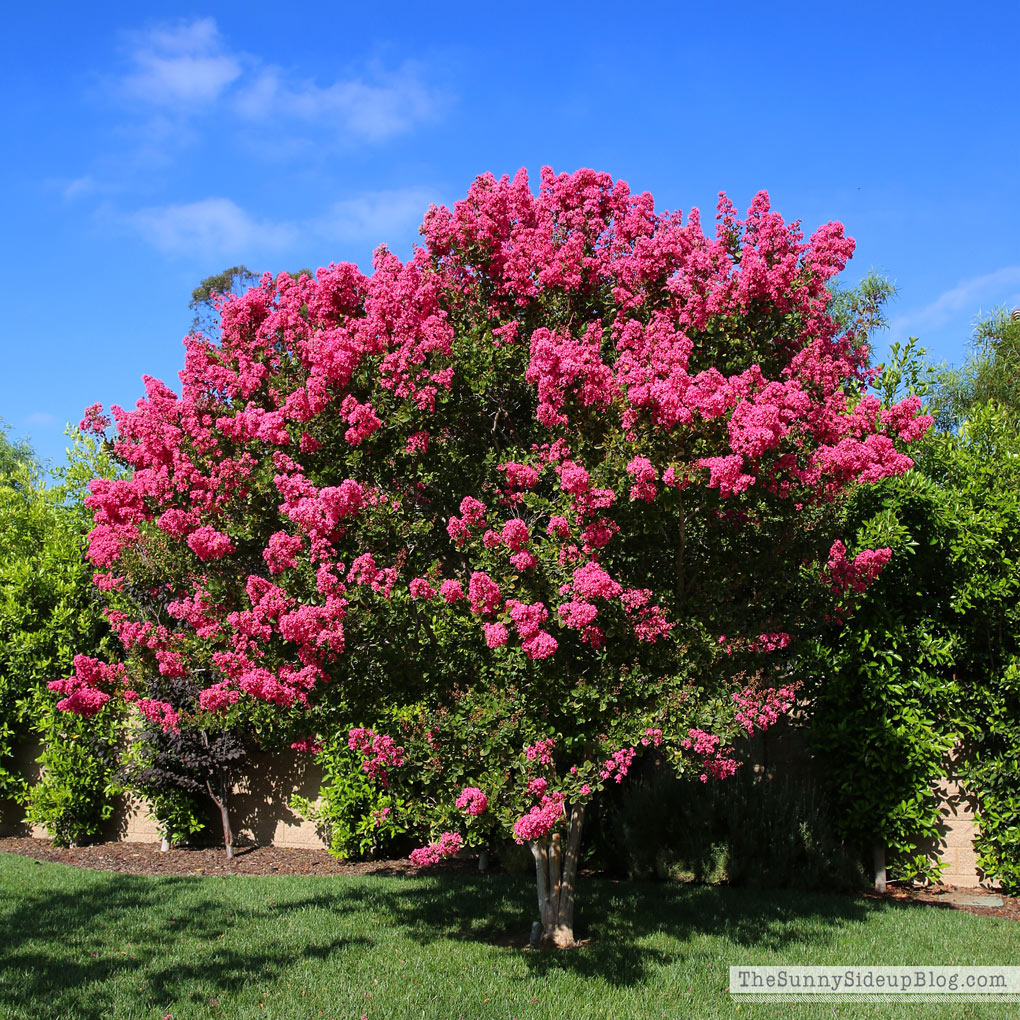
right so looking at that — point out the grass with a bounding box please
[1,853,1019,1019]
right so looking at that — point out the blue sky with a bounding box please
[3,2,1019,468]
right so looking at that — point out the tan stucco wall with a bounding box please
[0,742,328,849]
[933,762,997,888]
[0,732,1000,884]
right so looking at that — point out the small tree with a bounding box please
[57,169,928,944]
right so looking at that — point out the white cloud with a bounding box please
[891,266,1020,341]
[62,176,96,200]
[315,187,439,243]
[234,63,442,142]
[121,17,242,107]
[129,198,297,257]
[127,186,440,260]
[114,19,442,143]
[24,412,57,426]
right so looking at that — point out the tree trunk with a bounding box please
[529,803,585,948]
[201,729,235,859]
[216,775,234,858]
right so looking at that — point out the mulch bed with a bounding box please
[3,836,1019,923]
[0,836,459,878]
[861,881,1020,923]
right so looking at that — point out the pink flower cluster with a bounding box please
[483,621,509,647]
[48,655,127,718]
[135,698,181,732]
[409,831,463,866]
[822,540,893,594]
[525,737,556,765]
[447,496,488,546]
[79,402,110,435]
[409,576,436,600]
[187,526,235,562]
[640,728,663,747]
[455,786,489,816]
[733,686,796,736]
[348,727,405,787]
[512,791,566,843]
[681,728,741,783]
[468,571,502,615]
[506,600,558,659]
[626,457,658,501]
[600,746,636,783]
[263,530,304,574]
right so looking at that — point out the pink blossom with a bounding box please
[483,621,509,647]
[455,786,488,815]
[546,515,571,539]
[572,562,622,600]
[733,686,795,736]
[263,531,304,574]
[409,831,463,866]
[527,777,549,796]
[512,792,566,843]
[498,461,540,491]
[501,518,530,550]
[525,737,556,765]
[468,571,502,615]
[510,550,537,571]
[557,600,598,629]
[559,463,590,494]
[459,496,487,527]
[349,727,405,787]
[347,553,379,586]
[626,456,658,501]
[440,579,465,603]
[599,746,636,783]
[405,430,430,453]
[187,526,235,561]
[521,630,558,659]
[409,577,436,600]
[79,402,110,434]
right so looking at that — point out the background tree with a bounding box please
[806,319,1020,888]
[57,169,928,945]
[0,423,121,844]
[189,266,260,336]
[930,306,1020,430]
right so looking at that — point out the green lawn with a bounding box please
[1,852,1018,1019]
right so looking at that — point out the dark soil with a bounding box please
[3,836,1018,924]
[0,836,472,878]
[861,880,1020,923]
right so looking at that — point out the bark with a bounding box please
[873,843,886,893]
[200,729,235,858]
[530,803,585,948]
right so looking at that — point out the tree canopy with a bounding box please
[58,168,928,942]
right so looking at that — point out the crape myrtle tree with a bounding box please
[55,168,929,946]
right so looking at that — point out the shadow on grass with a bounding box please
[268,871,880,987]
[1,857,884,1014]
[0,865,369,1019]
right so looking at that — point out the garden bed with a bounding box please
[0,836,470,878]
